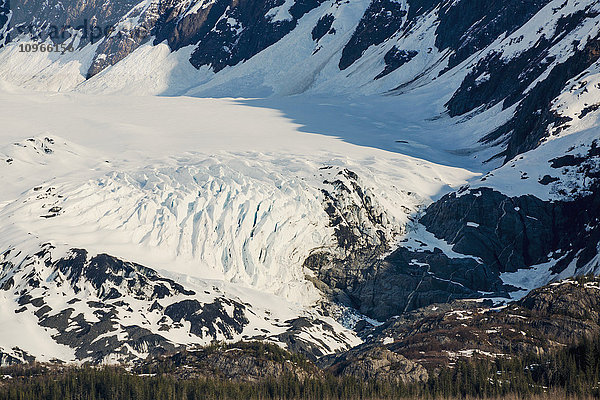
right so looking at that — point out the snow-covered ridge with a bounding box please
[0,242,361,364]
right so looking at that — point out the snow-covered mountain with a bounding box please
[0,0,599,366]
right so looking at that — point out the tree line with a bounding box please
[0,333,599,399]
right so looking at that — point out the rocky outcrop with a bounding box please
[186,0,328,72]
[136,340,428,384]
[54,248,195,301]
[306,239,510,322]
[434,0,549,71]
[164,298,248,340]
[420,181,600,276]
[375,47,418,79]
[325,346,428,383]
[338,0,407,70]
[342,276,600,370]
[303,167,512,321]
[346,247,508,321]
[312,14,335,42]
[303,167,403,315]
[0,348,34,367]
[483,30,600,162]
[518,278,600,342]
[134,341,320,382]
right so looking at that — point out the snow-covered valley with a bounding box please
[0,88,479,363]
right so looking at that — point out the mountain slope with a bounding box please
[0,0,599,367]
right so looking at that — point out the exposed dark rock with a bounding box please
[306,238,510,321]
[87,0,189,77]
[339,0,407,70]
[435,0,549,71]
[420,183,600,276]
[167,0,326,73]
[0,348,34,367]
[483,30,600,162]
[55,249,195,300]
[580,103,600,119]
[164,298,248,340]
[375,47,417,79]
[312,14,335,42]
[304,168,513,321]
[550,154,586,168]
[346,247,508,320]
[446,43,553,117]
[319,167,395,255]
[539,175,559,185]
[309,154,600,322]
[325,345,428,383]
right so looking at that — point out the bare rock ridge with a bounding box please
[321,276,600,373]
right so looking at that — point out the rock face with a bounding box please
[517,280,600,343]
[433,0,550,71]
[325,346,428,383]
[135,342,321,382]
[303,167,405,317]
[482,32,600,162]
[337,276,600,370]
[302,166,515,321]
[345,247,509,321]
[164,299,248,340]
[375,47,418,79]
[338,0,407,71]
[184,0,327,72]
[308,236,510,322]
[421,183,600,277]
